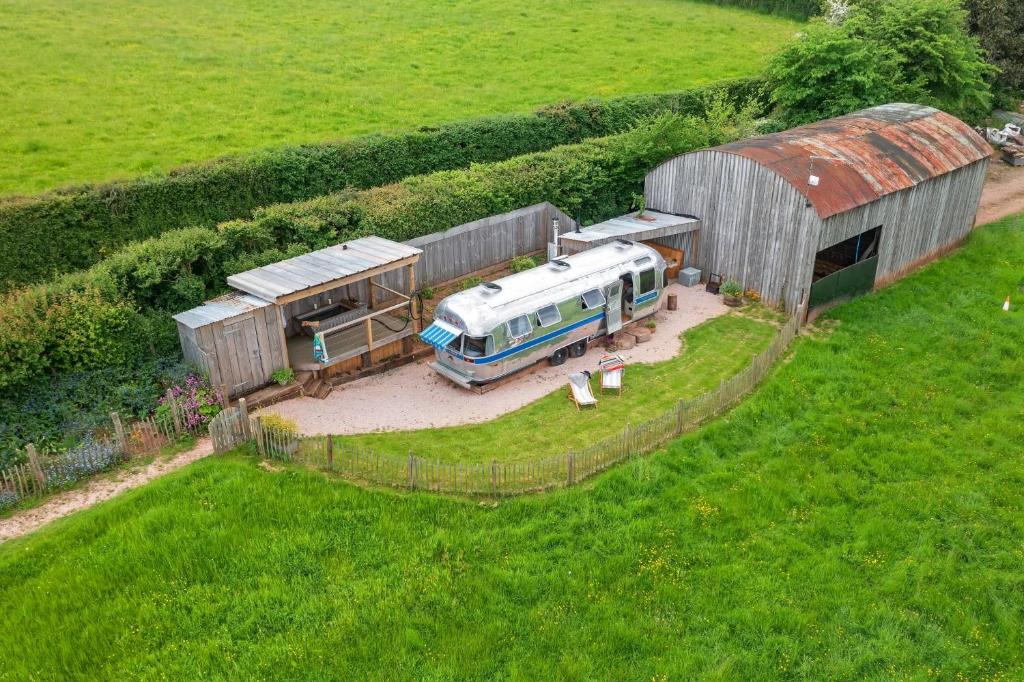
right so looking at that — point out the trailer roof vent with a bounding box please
[614,239,633,248]
[479,282,502,294]
[549,259,571,270]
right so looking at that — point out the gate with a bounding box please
[809,255,879,309]
[209,407,250,453]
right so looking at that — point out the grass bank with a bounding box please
[0,214,1021,678]
[333,313,779,463]
[0,0,798,194]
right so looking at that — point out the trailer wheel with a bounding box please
[549,347,568,366]
[568,339,587,358]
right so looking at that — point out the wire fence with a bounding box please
[212,312,802,496]
[0,392,206,512]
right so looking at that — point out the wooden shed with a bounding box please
[644,103,991,313]
[174,236,422,399]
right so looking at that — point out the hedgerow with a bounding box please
[0,78,765,291]
[0,104,755,397]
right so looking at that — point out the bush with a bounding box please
[260,414,299,436]
[0,79,767,292]
[509,256,537,273]
[460,276,484,291]
[156,373,223,431]
[720,280,743,297]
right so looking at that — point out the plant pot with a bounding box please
[723,295,743,307]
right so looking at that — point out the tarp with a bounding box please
[419,320,462,350]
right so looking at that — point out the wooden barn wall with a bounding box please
[812,159,989,288]
[645,151,817,311]
[187,306,286,398]
[646,151,988,312]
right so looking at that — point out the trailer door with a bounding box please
[604,282,622,334]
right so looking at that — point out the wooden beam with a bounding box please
[365,317,374,351]
[370,279,411,300]
[407,263,418,332]
[274,255,421,306]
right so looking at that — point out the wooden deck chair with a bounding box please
[598,354,625,395]
[567,371,598,410]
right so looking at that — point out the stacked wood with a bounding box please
[1002,144,1024,167]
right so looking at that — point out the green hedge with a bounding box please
[691,0,820,19]
[0,108,752,394]
[0,78,765,291]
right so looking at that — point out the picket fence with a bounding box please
[0,390,205,511]
[211,313,802,496]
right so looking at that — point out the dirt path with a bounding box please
[0,438,214,543]
[264,284,729,435]
[976,152,1024,226]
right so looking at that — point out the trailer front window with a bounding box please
[463,336,490,358]
[638,269,657,295]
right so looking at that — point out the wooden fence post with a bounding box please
[110,411,127,454]
[490,459,497,496]
[26,443,45,490]
[675,400,685,434]
[326,436,334,471]
[238,398,250,440]
[567,452,575,486]
[254,417,266,457]
[219,384,230,410]
[407,452,416,490]
[166,388,183,436]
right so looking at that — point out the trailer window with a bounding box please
[581,288,605,310]
[638,269,657,295]
[535,304,561,328]
[445,335,462,353]
[463,336,490,358]
[506,315,532,339]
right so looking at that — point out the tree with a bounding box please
[766,23,916,126]
[964,0,1024,95]
[768,0,996,126]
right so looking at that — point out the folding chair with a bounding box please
[567,371,598,410]
[598,354,625,395]
[705,272,722,295]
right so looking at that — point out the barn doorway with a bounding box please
[809,226,881,310]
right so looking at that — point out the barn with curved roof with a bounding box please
[644,103,991,313]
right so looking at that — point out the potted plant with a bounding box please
[645,318,657,333]
[720,280,743,307]
[271,367,295,386]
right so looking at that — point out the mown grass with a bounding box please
[334,313,778,463]
[0,0,799,194]
[0,214,1022,679]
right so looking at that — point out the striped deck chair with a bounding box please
[567,371,597,410]
[598,354,625,394]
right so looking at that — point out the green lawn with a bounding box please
[333,313,779,463]
[0,0,798,195]
[1,214,1022,679]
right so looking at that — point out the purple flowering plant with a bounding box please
[154,373,223,430]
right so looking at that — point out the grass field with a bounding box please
[1,214,1022,679]
[0,0,799,195]
[333,313,779,463]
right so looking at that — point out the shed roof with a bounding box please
[226,236,422,304]
[558,210,699,253]
[710,103,990,219]
[172,291,273,329]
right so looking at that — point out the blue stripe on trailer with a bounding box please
[471,311,605,365]
[635,290,659,304]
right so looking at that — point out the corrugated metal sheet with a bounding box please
[172,291,273,329]
[558,210,700,254]
[227,235,422,303]
[713,103,991,219]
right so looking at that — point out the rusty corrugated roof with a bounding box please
[714,103,990,219]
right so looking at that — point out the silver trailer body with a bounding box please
[420,241,667,387]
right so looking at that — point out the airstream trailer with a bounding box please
[419,240,668,388]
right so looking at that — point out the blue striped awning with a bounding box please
[419,320,462,349]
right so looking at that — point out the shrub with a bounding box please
[260,413,299,436]
[418,286,435,300]
[0,79,767,291]
[509,256,537,273]
[460,276,484,291]
[157,374,223,431]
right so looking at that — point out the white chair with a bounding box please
[567,372,597,410]
[598,354,625,395]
